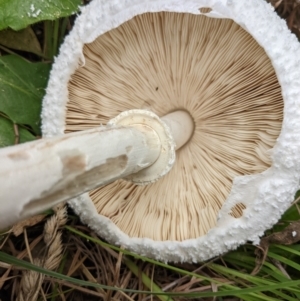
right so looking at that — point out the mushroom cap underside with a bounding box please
[66,12,283,241]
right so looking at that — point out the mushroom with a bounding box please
[41,0,300,262]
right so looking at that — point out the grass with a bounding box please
[1,199,300,300]
[0,0,300,300]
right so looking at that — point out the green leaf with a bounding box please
[0,116,35,147]
[0,55,51,134]
[0,0,81,31]
[0,27,42,56]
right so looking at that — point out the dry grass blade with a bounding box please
[17,205,67,301]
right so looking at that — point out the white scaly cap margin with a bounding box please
[41,0,300,262]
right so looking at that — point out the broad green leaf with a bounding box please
[0,116,35,147]
[0,27,42,56]
[0,55,51,134]
[0,0,81,31]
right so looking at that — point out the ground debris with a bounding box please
[260,220,300,250]
[253,220,300,275]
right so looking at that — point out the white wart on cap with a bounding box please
[42,0,300,262]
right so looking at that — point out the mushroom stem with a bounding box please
[161,110,194,150]
[0,121,161,229]
[0,109,192,229]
